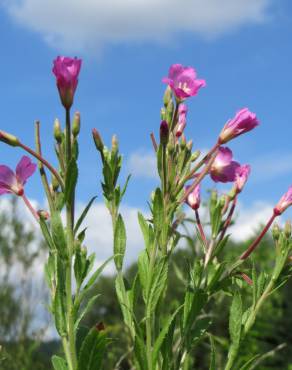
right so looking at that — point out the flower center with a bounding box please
[178,82,191,94]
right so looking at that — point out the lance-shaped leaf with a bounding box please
[74,196,97,235]
[152,305,183,368]
[226,291,243,368]
[64,158,78,203]
[52,355,68,370]
[152,188,164,234]
[114,214,126,270]
[77,327,107,370]
[74,294,100,331]
[51,211,67,257]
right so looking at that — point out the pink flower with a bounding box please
[185,184,201,210]
[162,64,206,101]
[176,104,188,137]
[274,186,292,215]
[234,164,251,193]
[219,108,259,144]
[0,156,36,196]
[52,56,82,109]
[210,147,240,183]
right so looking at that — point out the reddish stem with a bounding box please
[240,212,277,260]
[180,149,218,204]
[186,141,220,180]
[21,193,39,222]
[19,141,64,190]
[195,209,207,245]
[218,197,237,243]
[150,132,158,152]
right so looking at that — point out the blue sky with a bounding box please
[0,0,292,212]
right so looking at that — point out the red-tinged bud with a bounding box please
[92,128,104,152]
[38,210,50,220]
[111,134,119,153]
[0,130,20,147]
[160,120,169,145]
[95,322,105,331]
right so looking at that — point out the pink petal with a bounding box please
[16,156,36,185]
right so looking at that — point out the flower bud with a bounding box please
[37,210,50,220]
[186,140,193,151]
[191,150,201,162]
[54,119,62,143]
[180,134,186,149]
[163,86,172,107]
[160,121,169,145]
[272,223,281,241]
[92,128,104,152]
[0,130,19,147]
[52,176,59,191]
[284,220,292,238]
[160,107,166,121]
[111,134,119,154]
[166,100,174,123]
[167,133,175,154]
[72,111,80,137]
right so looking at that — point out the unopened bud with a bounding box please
[81,246,87,257]
[191,150,201,162]
[37,210,50,220]
[166,100,174,123]
[160,121,169,145]
[72,111,80,137]
[160,107,166,121]
[0,130,19,147]
[52,176,59,191]
[219,195,226,208]
[180,134,186,149]
[54,119,62,143]
[272,223,281,241]
[111,134,119,153]
[163,86,172,107]
[167,133,175,154]
[211,189,218,203]
[186,140,193,151]
[284,220,292,238]
[92,128,104,152]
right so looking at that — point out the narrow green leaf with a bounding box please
[80,256,114,297]
[138,212,150,251]
[114,214,126,270]
[74,196,97,235]
[239,355,261,370]
[209,335,216,370]
[64,159,78,203]
[52,355,68,370]
[77,327,107,370]
[133,333,148,370]
[229,291,242,344]
[51,212,67,256]
[54,282,67,336]
[152,305,182,368]
[152,188,164,233]
[39,218,56,251]
[75,295,100,331]
[138,250,149,302]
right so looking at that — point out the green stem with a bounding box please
[64,108,77,370]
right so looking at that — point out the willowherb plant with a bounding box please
[0,59,291,370]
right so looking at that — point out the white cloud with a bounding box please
[250,152,292,183]
[127,150,158,179]
[2,0,272,53]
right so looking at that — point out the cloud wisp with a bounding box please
[2,0,272,53]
